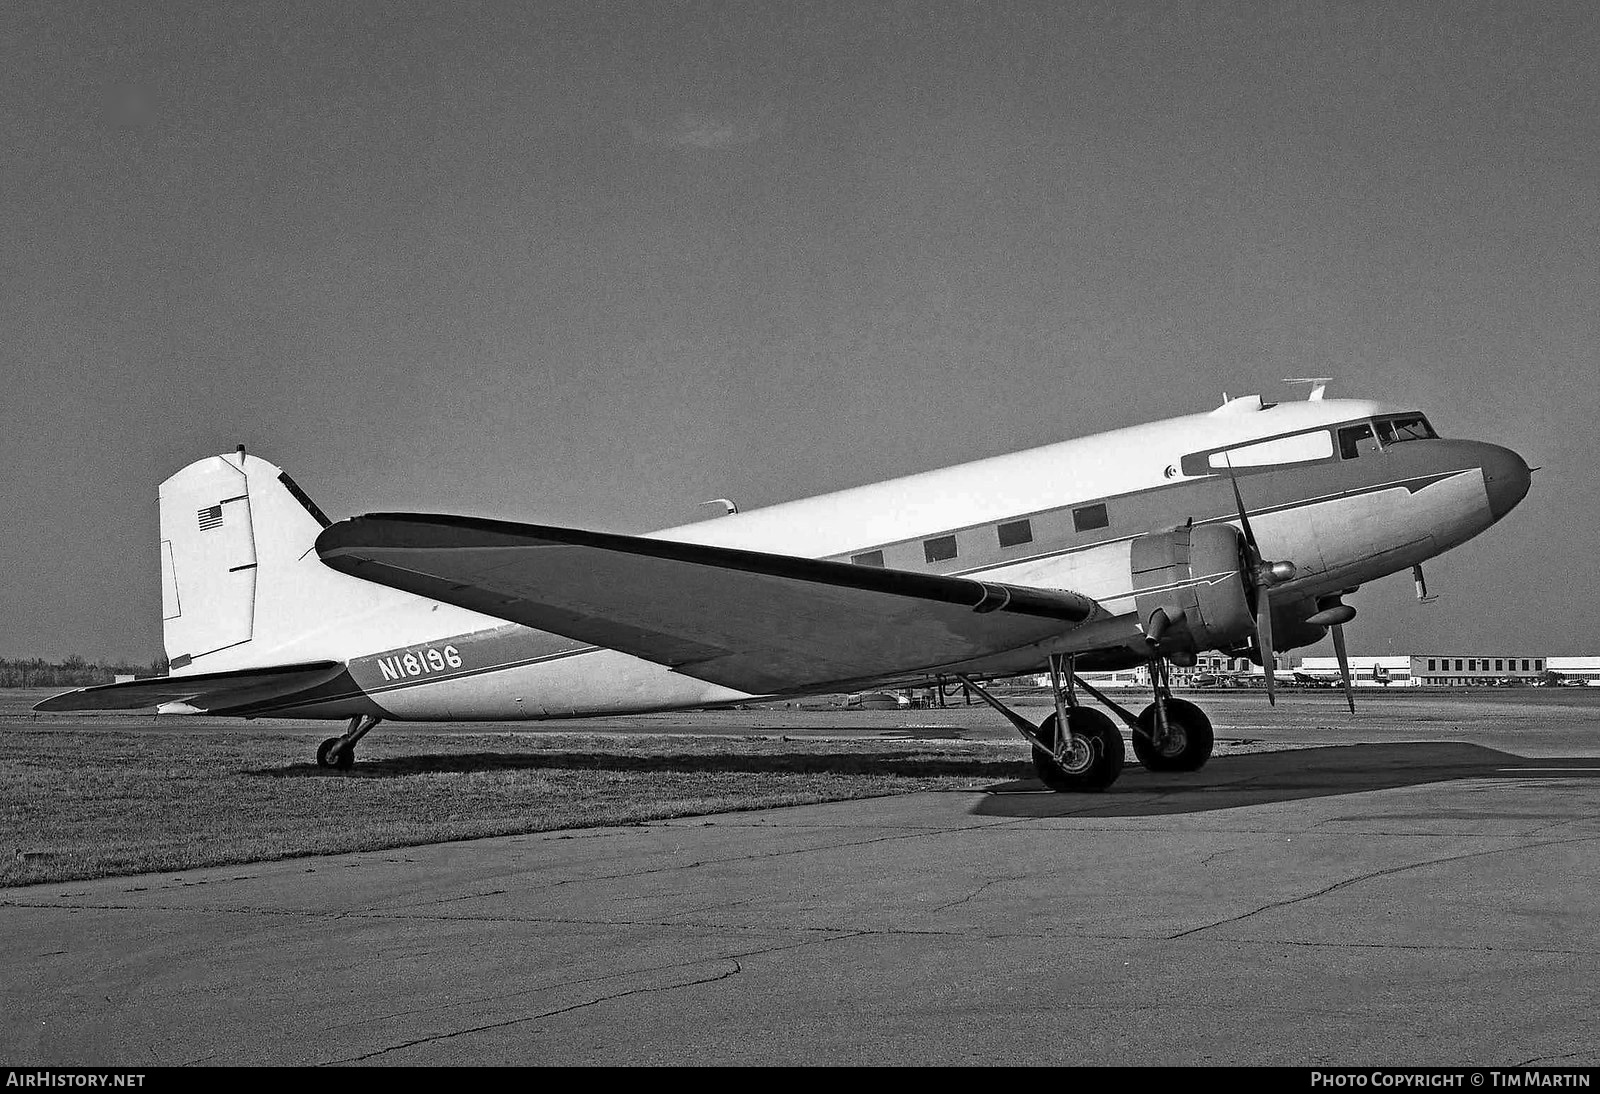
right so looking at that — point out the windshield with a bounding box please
[1340,414,1438,458]
[1376,414,1437,444]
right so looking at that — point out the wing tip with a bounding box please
[32,689,135,713]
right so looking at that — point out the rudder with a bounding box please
[160,453,262,666]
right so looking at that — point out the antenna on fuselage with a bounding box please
[1284,377,1332,401]
[700,498,739,516]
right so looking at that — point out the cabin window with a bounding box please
[1207,430,1334,470]
[851,550,884,568]
[1522,659,1530,671]
[923,535,958,563]
[1376,415,1437,445]
[997,519,1033,548]
[1338,423,1383,459]
[1072,503,1109,532]
[1536,659,1544,670]
[1455,660,1463,671]
[1496,659,1504,671]
[1428,659,1436,671]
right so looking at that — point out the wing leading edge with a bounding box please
[315,514,1104,695]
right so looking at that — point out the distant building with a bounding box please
[1300,654,1547,687]
[1410,654,1546,686]
[1548,657,1600,685]
[1024,652,1596,690]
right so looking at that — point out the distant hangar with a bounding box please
[1297,655,1599,687]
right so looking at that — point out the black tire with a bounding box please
[1133,698,1214,772]
[316,737,354,771]
[1031,707,1125,792]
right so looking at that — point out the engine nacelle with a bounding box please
[1130,524,1255,655]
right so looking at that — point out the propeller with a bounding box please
[1331,622,1356,714]
[1223,459,1297,705]
[1306,596,1358,713]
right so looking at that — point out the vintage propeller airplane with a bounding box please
[40,385,1531,792]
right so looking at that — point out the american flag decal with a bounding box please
[197,505,224,531]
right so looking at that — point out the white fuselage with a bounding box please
[175,396,1529,721]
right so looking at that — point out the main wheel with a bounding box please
[1133,697,1214,772]
[316,737,355,771]
[1032,707,1125,792]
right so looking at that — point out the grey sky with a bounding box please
[3,1,1596,662]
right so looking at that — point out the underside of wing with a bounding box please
[316,515,1106,695]
[34,662,345,713]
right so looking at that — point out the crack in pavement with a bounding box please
[538,820,1039,888]
[1194,936,1600,956]
[348,929,846,1030]
[325,929,872,1064]
[1516,1050,1593,1066]
[329,959,745,1063]
[1168,833,1600,940]
[926,874,1030,914]
[9,900,1600,956]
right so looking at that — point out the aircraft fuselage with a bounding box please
[207,395,1532,721]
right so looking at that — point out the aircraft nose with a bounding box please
[1481,443,1532,521]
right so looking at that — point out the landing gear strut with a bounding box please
[317,714,382,771]
[958,654,1124,792]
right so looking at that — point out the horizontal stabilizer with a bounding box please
[34,661,344,713]
[315,514,1103,694]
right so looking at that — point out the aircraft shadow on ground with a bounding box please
[973,742,1600,818]
[252,751,1031,780]
[248,743,1600,818]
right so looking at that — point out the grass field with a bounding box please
[0,719,1037,887]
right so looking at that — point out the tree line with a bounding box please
[0,655,169,688]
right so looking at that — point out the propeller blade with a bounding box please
[1331,622,1356,714]
[1257,587,1276,706]
[1222,455,1260,552]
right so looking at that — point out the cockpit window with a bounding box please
[1338,423,1381,459]
[1376,415,1437,444]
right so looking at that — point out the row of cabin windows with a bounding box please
[1425,658,1543,673]
[849,503,1113,568]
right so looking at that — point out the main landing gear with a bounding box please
[957,654,1214,793]
[1033,706,1124,791]
[316,714,382,771]
[1129,658,1214,773]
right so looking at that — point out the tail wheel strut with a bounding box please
[317,714,381,771]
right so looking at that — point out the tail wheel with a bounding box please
[316,737,354,771]
[1032,708,1125,792]
[1133,698,1214,772]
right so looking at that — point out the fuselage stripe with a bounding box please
[256,468,1472,713]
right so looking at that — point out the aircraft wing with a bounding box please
[34,662,345,712]
[316,514,1105,694]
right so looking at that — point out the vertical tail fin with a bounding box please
[161,451,502,674]
[159,452,390,672]
[160,452,268,667]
